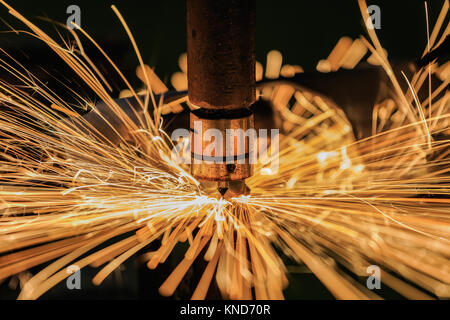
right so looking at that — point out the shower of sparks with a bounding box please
[0,0,449,300]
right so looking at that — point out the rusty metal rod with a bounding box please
[186,0,256,197]
[187,0,256,111]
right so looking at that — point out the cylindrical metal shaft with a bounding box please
[186,0,256,111]
[187,0,256,198]
[190,109,254,182]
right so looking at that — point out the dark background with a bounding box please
[0,0,445,299]
[0,0,442,86]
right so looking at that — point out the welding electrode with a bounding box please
[187,0,256,198]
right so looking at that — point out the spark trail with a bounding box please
[0,0,449,300]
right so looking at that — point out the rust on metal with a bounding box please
[187,0,256,111]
